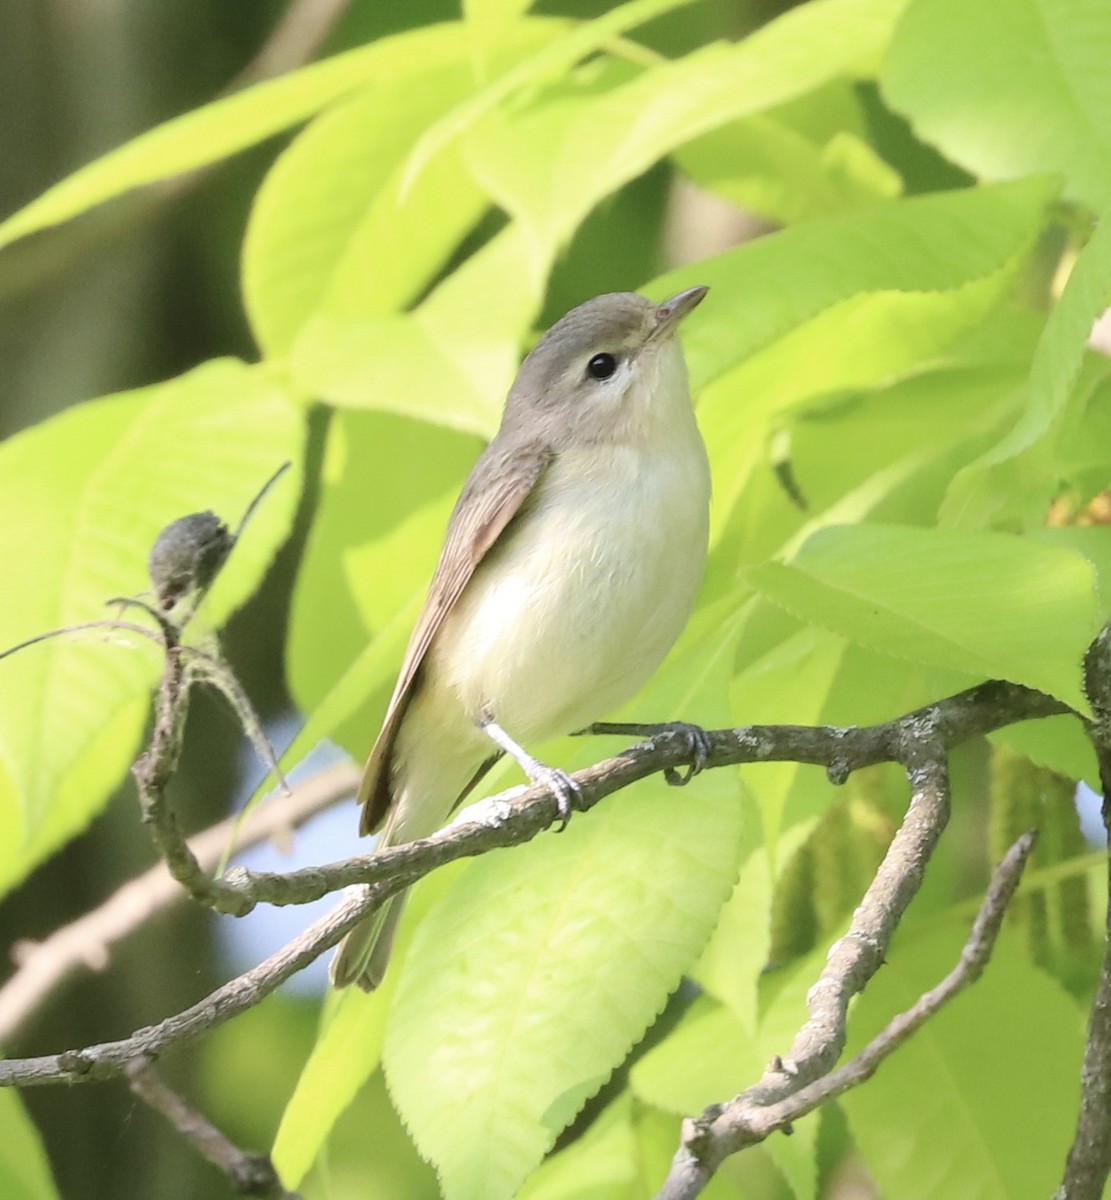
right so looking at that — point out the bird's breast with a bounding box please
[428,435,710,740]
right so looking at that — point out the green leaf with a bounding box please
[703,312,1040,596]
[465,0,536,70]
[748,524,1101,713]
[514,1097,638,1200]
[674,80,903,225]
[272,861,466,1188]
[691,796,773,1029]
[398,0,701,197]
[663,175,1058,397]
[729,625,849,856]
[882,0,1111,211]
[463,0,911,251]
[243,79,482,356]
[675,112,902,227]
[658,180,1054,536]
[241,21,562,356]
[286,410,478,720]
[941,209,1111,529]
[1035,524,1111,610]
[1057,368,1111,496]
[382,611,746,1200]
[0,22,506,253]
[0,1090,59,1200]
[840,927,1085,1199]
[989,715,1098,789]
[290,221,546,436]
[0,360,303,897]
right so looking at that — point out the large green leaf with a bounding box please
[1057,368,1111,498]
[655,179,1054,539]
[0,361,303,897]
[463,0,909,252]
[748,523,1100,712]
[989,715,1098,789]
[241,21,562,356]
[464,0,536,68]
[663,175,1057,398]
[286,410,479,720]
[290,220,547,436]
[271,861,467,1189]
[243,79,483,357]
[882,0,1111,211]
[0,1091,59,1200]
[840,927,1084,1199]
[0,21,522,253]
[730,624,850,858]
[941,206,1111,529]
[690,793,773,1029]
[382,610,746,1200]
[674,94,903,227]
[514,1098,638,1200]
[397,0,701,197]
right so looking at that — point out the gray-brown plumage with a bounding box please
[331,288,711,990]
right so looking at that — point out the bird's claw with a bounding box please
[660,722,712,787]
[528,765,582,831]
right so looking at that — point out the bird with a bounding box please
[330,286,712,990]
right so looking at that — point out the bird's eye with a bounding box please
[586,352,618,381]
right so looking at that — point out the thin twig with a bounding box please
[655,831,1038,1199]
[0,762,358,1043]
[126,1058,301,1198]
[750,751,951,1105]
[186,646,291,795]
[0,619,164,663]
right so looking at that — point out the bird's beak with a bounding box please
[650,285,708,339]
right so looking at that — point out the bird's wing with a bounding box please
[357,439,553,835]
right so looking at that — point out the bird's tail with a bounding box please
[329,714,493,990]
[329,793,412,991]
[328,892,407,991]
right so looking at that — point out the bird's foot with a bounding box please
[522,762,581,830]
[658,722,712,786]
[576,720,711,786]
[478,716,582,831]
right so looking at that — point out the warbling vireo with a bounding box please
[330,286,711,990]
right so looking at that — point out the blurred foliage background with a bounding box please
[2,0,1111,1198]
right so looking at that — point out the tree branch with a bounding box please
[0,885,377,1086]
[151,681,1067,916]
[0,680,1068,1090]
[1055,626,1111,1198]
[125,1058,301,1198]
[655,831,1038,1200]
[0,762,358,1044]
[654,744,951,1197]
